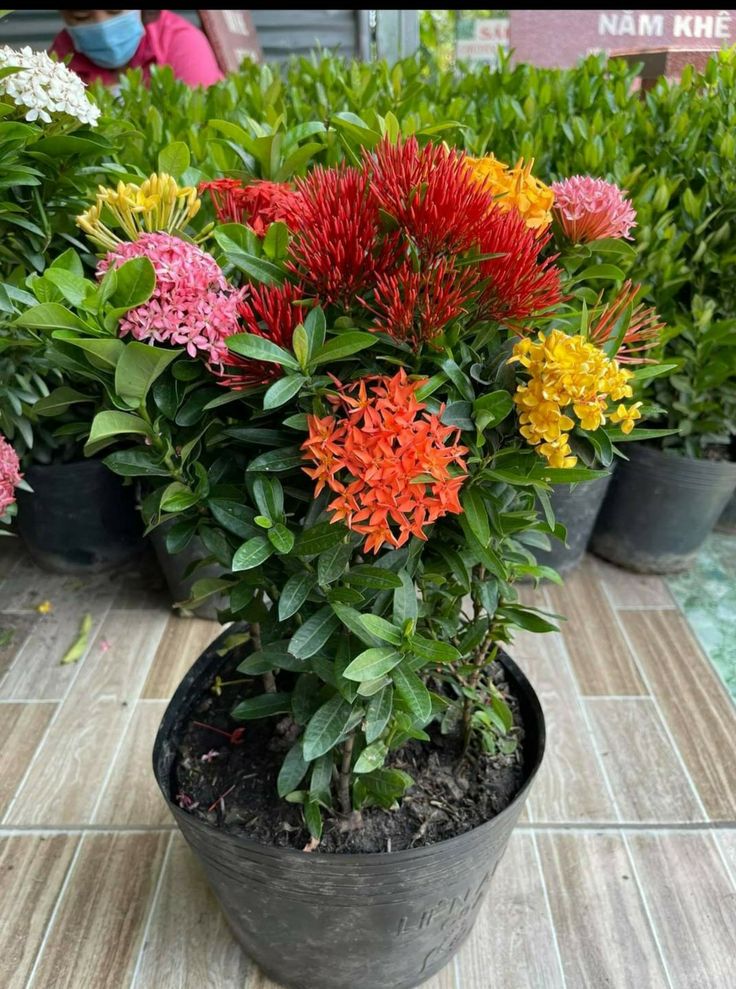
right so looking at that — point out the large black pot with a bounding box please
[153,626,545,989]
[16,459,145,574]
[591,444,736,573]
[716,489,736,534]
[537,474,611,574]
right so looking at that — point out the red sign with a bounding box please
[198,10,262,72]
[509,9,735,67]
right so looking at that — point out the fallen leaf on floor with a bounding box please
[60,613,93,665]
[36,600,53,615]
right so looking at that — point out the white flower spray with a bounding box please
[0,46,101,127]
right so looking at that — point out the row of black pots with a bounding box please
[538,445,736,575]
[153,624,546,989]
[15,461,223,616]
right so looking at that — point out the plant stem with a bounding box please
[462,626,496,748]
[338,732,355,816]
[250,622,276,694]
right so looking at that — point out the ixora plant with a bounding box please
[17,139,660,988]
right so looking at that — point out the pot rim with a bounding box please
[631,443,736,472]
[153,623,546,866]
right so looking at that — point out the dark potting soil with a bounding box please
[173,656,526,854]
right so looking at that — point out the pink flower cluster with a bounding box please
[0,434,22,517]
[97,232,242,364]
[551,176,636,243]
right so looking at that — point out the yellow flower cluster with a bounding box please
[466,154,554,233]
[509,330,642,468]
[76,172,201,250]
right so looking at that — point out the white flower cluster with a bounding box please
[0,46,101,127]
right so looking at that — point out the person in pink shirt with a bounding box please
[50,9,224,87]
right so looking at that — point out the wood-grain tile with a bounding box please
[628,833,736,989]
[0,613,37,680]
[0,834,78,989]
[620,609,736,820]
[512,631,616,822]
[30,832,167,989]
[0,607,109,701]
[585,698,705,822]
[0,553,119,613]
[546,563,646,695]
[7,609,168,825]
[95,701,170,827]
[134,834,252,989]
[589,555,676,609]
[538,832,669,989]
[454,833,563,988]
[141,615,220,699]
[0,702,55,817]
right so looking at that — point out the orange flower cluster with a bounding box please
[301,370,468,554]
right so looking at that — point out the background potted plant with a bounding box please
[0,42,146,572]
[592,56,736,572]
[15,130,665,987]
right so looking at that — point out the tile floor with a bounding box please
[0,536,735,989]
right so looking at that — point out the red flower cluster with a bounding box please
[287,166,395,308]
[301,369,468,554]
[212,281,306,390]
[199,178,301,235]
[368,259,480,348]
[475,209,563,326]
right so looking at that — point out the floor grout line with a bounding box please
[128,830,174,989]
[87,621,169,826]
[602,585,711,821]
[709,830,736,895]
[23,831,87,989]
[1,593,118,825]
[531,832,568,989]
[621,831,676,989]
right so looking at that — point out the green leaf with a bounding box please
[288,606,340,659]
[103,449,169,477]
[393,570,418,627]
[110,257,156,310]
[60,613,93,665]
[311,331,377,365]
[347,566,403,590]
[86,410,152,449]
[355,767,413,809]
[268,523,294,554]
[304,798,323,839]
[497,606,558,633]
[410,635,461,663]
[330,603,379,646]
[158,140,190,178]
[159,482,199,513]
[392,666,433,723]
[365,686,393,743]
[231,693,292,721]
[360,614,402,645]
[263,220,289,260]
[246,447,303,473]
[461,488,490,547]
[226,332,299,370]
[474,389,514,430]
[354,740,388,774]
[237,646,306,675]
[232,536,273,571]
[207,499,257,539]
[294,521,348,558]
[263,374,306,410]
[303,306,326,358]
[43,269,91,307]
[212,229,285,285]
[278,573,313,620]
[31,386,92,417]
[114,342,180,407]
[343,647,402,682]
[302,693,354,761]
[317,541,353,585]
[310,753,333,802]
[15,303,93,333]
[277,741,309,797]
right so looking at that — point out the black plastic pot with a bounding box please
[591,445,736,573]
[537,474,611,574]
[150,520,227,620]
[716,489,736,534]
[153,626,545,989]
[16,459,145,574]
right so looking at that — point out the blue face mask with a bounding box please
[67,10,144,69]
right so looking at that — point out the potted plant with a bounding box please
[592,55,736,572]
[21,137,659,988]
[0,42,147,572]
